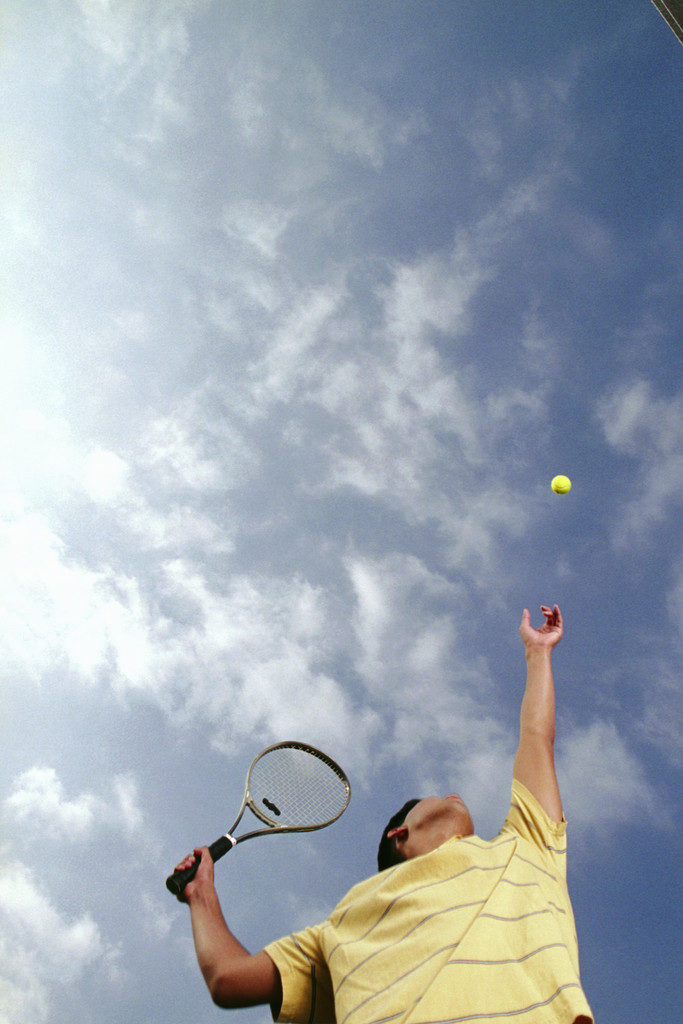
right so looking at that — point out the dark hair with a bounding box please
[377,799,421,872]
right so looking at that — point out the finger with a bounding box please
[174,852,196,873]
[192,848,212,874]
[541,605,558,624]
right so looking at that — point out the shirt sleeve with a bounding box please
[264,922,336,1024]
[500,779,568,879]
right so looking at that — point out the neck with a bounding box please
[404,827,461,860]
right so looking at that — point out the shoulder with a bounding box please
[500,779,568,872]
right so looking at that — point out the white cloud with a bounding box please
[70,0,196,159]
[3,768,148,844]
[0,861,117,1024]
[82,449,130,504]
[229,205,548,586]
[635,564,682,770]
[0,494,378,764]
[313,327,533,578]
[347,552,460,688]
[111,775,144,834]
[0,355,135,512]
[140,415,226,491]
[307,71,427,171]
[302,273,486,504]
[0,504,161,685]
[439,488,531,581]
[252,283,344,402]
[138,385,257,492]
[156,560,381,768]
[462,68,574,184]
[0,146,45,248]
[638,661,683,771]
[141,893,178,941]
[0,966,47,1024]
[596,379,682,544]
[344,551,513,827]
[557,721,664,840]
[222,200,294,260]
[75,0,142,66]
[4,768,98,838]
[227,60,273,145]
[126,499,234,554]
[225,45,425,173]
[74,0,191,78]
[382,241,488,343]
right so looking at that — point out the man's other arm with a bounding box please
[513,604,564,823]
[174,847,282,1014]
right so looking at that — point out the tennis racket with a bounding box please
[166,740,351,896]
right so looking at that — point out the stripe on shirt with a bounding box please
[498,876,568,916]
[334,899,487,996]
[291,935,317,1024]
[446,940,570,967]
[513,852,560,884]
[506,805,567,856]
[333,836,517,930]
[399,981,584,1023]
[340,942,460,1024]
[327,862,510,962]
[477,906,553,924]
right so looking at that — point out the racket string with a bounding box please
[249,747,349,827]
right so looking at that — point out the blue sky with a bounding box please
[0,2,680,1022]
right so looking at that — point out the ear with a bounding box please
[387,825,408,844]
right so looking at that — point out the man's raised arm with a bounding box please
[512,604,564,822]
[173,847,282,1014]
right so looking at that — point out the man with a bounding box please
[173,604,593,1022]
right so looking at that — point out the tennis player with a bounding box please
[173,603,593,1023]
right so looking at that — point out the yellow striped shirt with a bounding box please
[265,780,593,1024]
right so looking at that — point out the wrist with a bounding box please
[186,879,217,908]
[524,645,553,662]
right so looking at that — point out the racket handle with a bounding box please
[166,860,199,896]
[208,834,236,862]
[165,835,236,896]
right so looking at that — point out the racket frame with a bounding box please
[166,740,350,896]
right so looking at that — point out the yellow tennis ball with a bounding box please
[551,475,571,494]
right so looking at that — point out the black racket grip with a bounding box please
[166,835,235,896]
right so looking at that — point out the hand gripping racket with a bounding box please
[166,740,351,896]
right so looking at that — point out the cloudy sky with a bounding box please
[0,2,681,1022]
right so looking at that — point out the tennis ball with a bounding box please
[551,475,571,494]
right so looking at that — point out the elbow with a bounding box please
[210,985,226,1009]
[208,973,256,1011]
[206,972,235,1009]
[521,722,555,748]
[210,987,236,1010]
[212,993,234,1010]
[209,978,240,1010]
[203,948,279,1012]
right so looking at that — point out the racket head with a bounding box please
[244,741,350,831]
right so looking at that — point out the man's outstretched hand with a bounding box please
[519,604,563,653]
